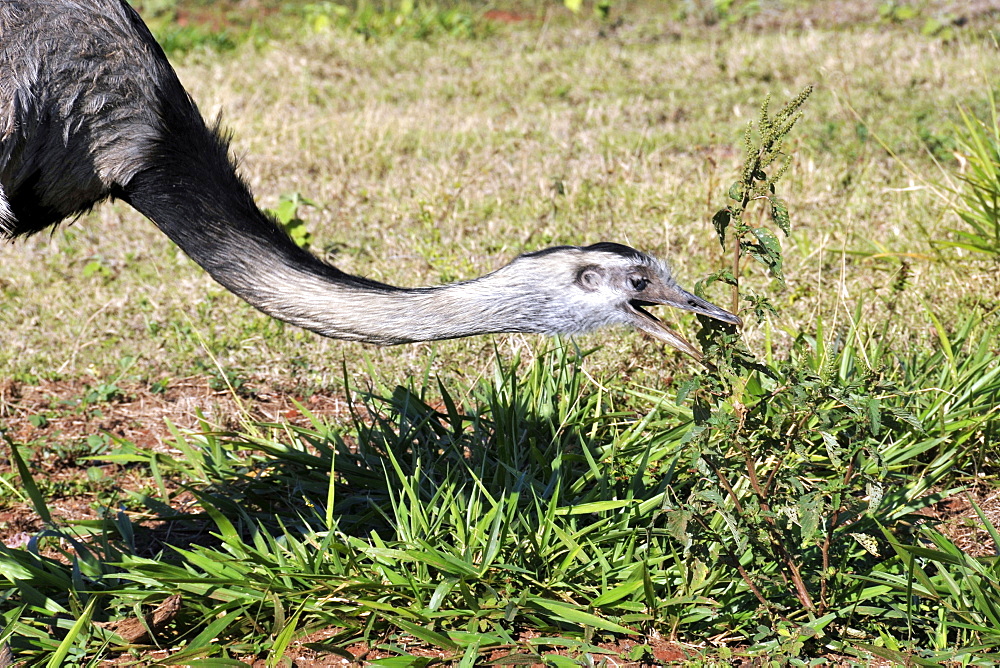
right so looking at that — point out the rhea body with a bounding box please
[0,0,740,359]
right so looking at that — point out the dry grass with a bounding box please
[2,6,999,394]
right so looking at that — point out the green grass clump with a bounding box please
[2,330,1000,663]
[941,92,1000,257]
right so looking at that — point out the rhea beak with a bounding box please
[626,284,742,360]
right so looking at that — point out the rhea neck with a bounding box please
[119,118,543,345]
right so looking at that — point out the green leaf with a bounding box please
[727,181,744,201]
[885,405,923,431]
[712,208,732,244]
[797,493,821,545]
[268,610,302,668]
[747,226,784,281]
[967,494,1000,551]
[867,396,881,436]
[189,609,247,651]
[675,378,700,405]
[769,196,790,235]
[369,658,433,668]
[191,492,241,545]
[389,616,459,651]
[920,299,956,383]
[46,597,96,668]
[281,218,313,249]
[591,578,644,607]
[489,654,544,665]
[554,499,632,515]
[819,431,843,469]
[751,226,782,261]
[267,192,316,249]
[4,433,51,524]
[429,578,458,611]
[527,597,636,634]
[564,0,583,12]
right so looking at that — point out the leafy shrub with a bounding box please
[665,89,997,655]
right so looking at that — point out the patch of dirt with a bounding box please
[134,0,284,31]
[231,635,869,667]
[233,632,699,667]
[483,10,537,25]
[0,375,354,550]
[921,485,1000,557]
[0,375,351,453]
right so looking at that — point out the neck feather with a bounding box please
[121,137,545,344]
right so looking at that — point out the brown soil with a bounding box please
[0,375,351,452]
[0,375,352,553]
[919,486,1000,557]
[238,633,698,667]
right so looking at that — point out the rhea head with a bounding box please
[472,242,741,359]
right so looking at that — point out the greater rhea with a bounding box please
[0,0,740,359]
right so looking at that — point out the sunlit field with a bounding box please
[1,0,999,664]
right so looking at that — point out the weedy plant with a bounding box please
[267,192,317,250]
[667,88,964,653]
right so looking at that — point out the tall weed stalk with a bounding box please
[670,88,945,647]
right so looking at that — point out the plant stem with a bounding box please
[820,454,856,611]
[735,559,776,614]
[730,222,741,315]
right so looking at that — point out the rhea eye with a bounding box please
[630,277,649,292]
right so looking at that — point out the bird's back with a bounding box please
[0,0,194,237]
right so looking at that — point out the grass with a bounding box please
[4,3,999,389]
[2,0,1000,663]
[3,332,1000,663]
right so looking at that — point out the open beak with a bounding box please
[626,284,742,360]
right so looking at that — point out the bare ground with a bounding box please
[0,376,351,554]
